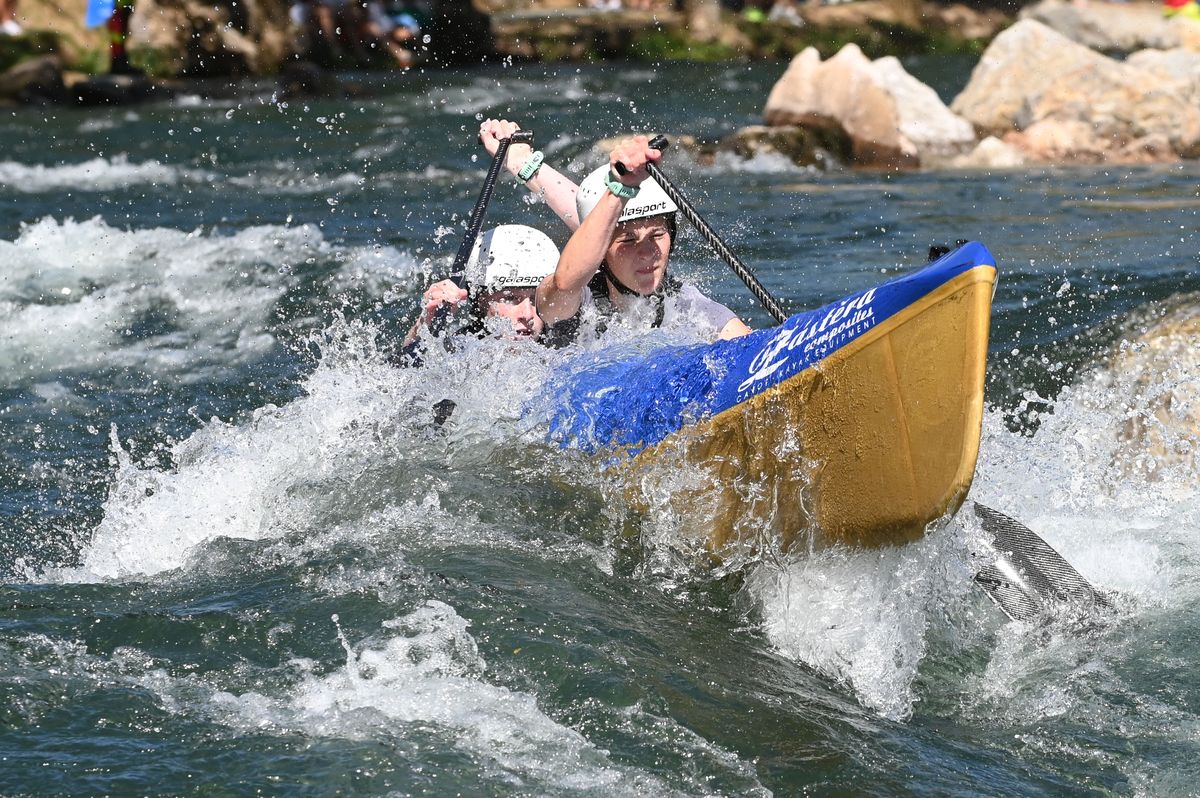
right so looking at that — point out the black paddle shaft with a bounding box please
[449,130,535,287]
[615,135,789,325]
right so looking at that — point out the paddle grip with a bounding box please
[449,131,535,289]
[613,135,669,177]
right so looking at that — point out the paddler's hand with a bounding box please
[479,118,533,176]
[421,279,468,325]
[609,135,661,187]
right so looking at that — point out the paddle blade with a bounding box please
[86,0,115,27]
[973,502,1105,622]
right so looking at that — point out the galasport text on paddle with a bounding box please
[617,136,1104,623]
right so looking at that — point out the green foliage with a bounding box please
[128,46,179,78]
[737,18,989,60]
[72,47,107,75]
[629,29,739,62]
[0,31,59,73]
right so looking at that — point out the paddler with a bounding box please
[478,120,751,344]
[399,223,560,362]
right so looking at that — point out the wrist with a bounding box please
[604,170,639,200]
[516,150,544,184]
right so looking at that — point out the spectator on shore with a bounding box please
[1164,0,1200,18]
[1,0,22,36]
[301,0,417,68]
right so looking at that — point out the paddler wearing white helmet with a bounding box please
[401,224,560,349]
[502,134,750,344]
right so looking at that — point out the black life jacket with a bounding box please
[543,269,683,349]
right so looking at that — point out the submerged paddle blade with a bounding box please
[973,502,1105,622]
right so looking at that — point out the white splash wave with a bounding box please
[0,216,419,385]
[0,155,213,192]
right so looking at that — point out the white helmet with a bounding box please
[576,165,678,224]
[464,224,560,293]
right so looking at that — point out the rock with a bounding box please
[1127,47,1200,102]
[275,60,371,100]
[712,124,849,169]
[763,44,976,169]
[0,54,67,104]
[1106,299,1200,480]
[951,19,1200,163]
[71,73,175,106]
[932,4,1009,41]
[947,135,1025,169]
[1019,0,1200,53]
[130,0,292,77]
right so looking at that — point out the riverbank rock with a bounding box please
[711,124,849,170]
[71,73,176,106]
[948,136,1026,169]
[0,54,67,105]
[1106,298,1200,480]
[951,19,1200,163]
[762,44,976,169]
[1019,0,1200,53]
[130,0,292,77]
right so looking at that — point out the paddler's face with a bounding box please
[606,217,670,295]
[482,287,544,340]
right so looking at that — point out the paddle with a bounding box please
[973,503,1108,621]
[448,130,535,289]
[615,136,789,324]
[426,130,534,338]
[619,136,1101,623]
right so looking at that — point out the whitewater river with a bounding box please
[2,60,1198,795]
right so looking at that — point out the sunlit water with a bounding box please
[1,61,1198,795]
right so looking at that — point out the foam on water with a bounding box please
[57,320,568,582]
[746,524,979,721]
[0,609,675,795]
[0,216,418,385]
[0,155,212,192]
[193,602,668,793]
[736,297,1200,721]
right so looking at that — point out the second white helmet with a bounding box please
[575,165,678,225]
[465,224,560,293]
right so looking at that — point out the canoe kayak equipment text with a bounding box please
[738,288,878,396]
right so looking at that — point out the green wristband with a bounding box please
[516,150,544,183]
[604,170,639,200]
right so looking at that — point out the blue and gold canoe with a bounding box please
[544,242,997,556]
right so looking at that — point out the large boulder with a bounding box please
[1106,298,1200,480]
[951,19,1200,163]
[130,0,292,77]
[763,44,976,169]
[1019,0,1200,53]
[0,54,67,104]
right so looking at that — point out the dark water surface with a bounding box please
[1,61,1198,796]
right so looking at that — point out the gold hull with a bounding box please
[627,265,996,556]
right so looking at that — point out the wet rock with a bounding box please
[947,135,1025,169]
[762,44,976,169]
[951,19,1200,163]
[0,54,67,105]
[712,124,848,169]
[1019,0,1200,53]
[276,60,341,99]
[130,0,292,77]
[1107,299,1200,480]
[71,73,176,106]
